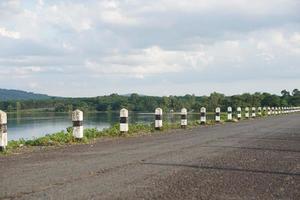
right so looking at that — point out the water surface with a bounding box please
[7,112,206,141]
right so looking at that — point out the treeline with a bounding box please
[0,89,300,113]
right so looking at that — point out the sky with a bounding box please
[0,0,300,97]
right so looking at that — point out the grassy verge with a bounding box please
[1,115,251,155]
[2,120,211,154]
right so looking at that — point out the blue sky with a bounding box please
[0,0,300,97]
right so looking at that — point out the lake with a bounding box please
[7,111,210,141]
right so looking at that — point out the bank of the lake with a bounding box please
[4,119,218,154]
[6,111,215,141]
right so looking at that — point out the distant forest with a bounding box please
[0,89,299,113]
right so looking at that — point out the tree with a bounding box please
[281,89,290,97]
[16,102,21,112]
[292,89,300,96]
[208,92,225,111]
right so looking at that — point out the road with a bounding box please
[1,114,300,200]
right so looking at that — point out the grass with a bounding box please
[2,120,197,154]
[1,113,271,154]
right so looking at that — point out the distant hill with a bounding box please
[0,89,51,101]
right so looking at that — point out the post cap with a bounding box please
[72,109,83,121]
[181,108,187,115]
[155,108,163,115]
[120,108,128,117]
[0,110,7,124]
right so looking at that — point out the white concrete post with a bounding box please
[279,107,282,114]
[284,107,287,114]
[0,110,8,151]
[227,107,232,121]
[251,107,256,118]
[268,107,271,115]
[200,107,206,124]
[275,107,278,115]
[258,107,262,116]
[215,107,221,122]
[263,107,266,115]
[72,109,83,139]
[271,107,275,115]
[181,108,187,128]
[120,108,129,133]
[155,108,163,130]
[245,107,249,119]
[237,107,242,120]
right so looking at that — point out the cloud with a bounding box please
[85,46,213,78]
[0,0,299,96]
[0,27,20,39]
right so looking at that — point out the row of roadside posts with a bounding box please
[1,106,300,151]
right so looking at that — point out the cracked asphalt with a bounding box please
[1,113,300,200]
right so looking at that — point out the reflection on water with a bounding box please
[7,112,212,141]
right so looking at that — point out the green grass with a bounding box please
[2,120,202,154]
[1,112,271,154]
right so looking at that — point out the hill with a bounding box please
[0,89,51,101]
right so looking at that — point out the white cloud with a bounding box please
[29,82,39,89]
[85,46,213,78]
[0,27,20,39]
[14,66,43,75]
[0,0,299,96]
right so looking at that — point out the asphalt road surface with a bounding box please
[1,113,300,200]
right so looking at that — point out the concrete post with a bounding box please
[72,109,83,139]
[200,107,206,124]
[263,107,266,115]
[215,107,221,122]
[245,107,249,119]
[120,108,129,133]
[227,107,232,121]
[279,107,282,114]
[268,107,271,115]
[284,107,287,114]
[181,108,187,128]
[237,107,242,120]
[258,107,262,116]
[155,108,163,130]
[251,107,256,118]
[0,110,8,151]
